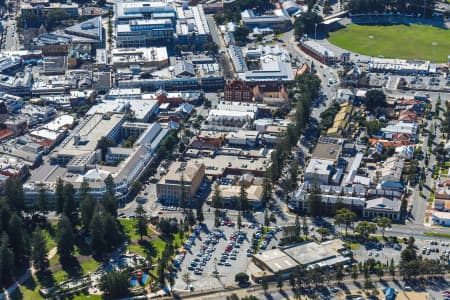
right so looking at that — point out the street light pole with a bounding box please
[368,35,374,57]
[431,42,438,64]
[314,23,317,41]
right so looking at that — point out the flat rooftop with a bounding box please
[60,113,124,155]
[283,240,343,266]
[311,141,341,161]
[190,154,268,176]
[253,249,297,273]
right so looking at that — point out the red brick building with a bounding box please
[224,80,253,102]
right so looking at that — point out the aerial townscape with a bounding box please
[0,0,448,298]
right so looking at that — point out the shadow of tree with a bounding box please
[60,256,83,279]
[36,270,55,288]
[138,240,157,258]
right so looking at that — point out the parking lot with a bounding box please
[366,73,449,91]
[353,238,450,264]
[172,219,282,292]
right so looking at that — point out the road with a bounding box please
[206,15,234,80]
[279,29,339,121]
[177,274,450,300]
[2,18,19,51]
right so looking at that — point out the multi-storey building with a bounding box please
[156,162,205,204]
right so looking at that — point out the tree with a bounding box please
[307,183,322,217]
[90,209,106,257]
[364,89,386,113]
[261,277,268,294]
[317,227,330,241]
[239,183,250,212]
[389,258,395,277]
[233,26,250,44]
[186,209,196,227]
[57,216,74,260]
[180,174,186,211]
[351,265,358,281]
[336,265,344,283]
[290,161,299,191]
[4,177,25,212]
[103,213,122,250]
[97,136,116,161]
[235,272,249,284]
[135,204,148,240]
[214,210,221,229]
[242,297,259,300]
[355,221,377,240]
[56,178,65,214]
[334,208,356,235]
[80,194,96,230]
[302,215,309,236]
[44,10,70,30]
[237,213,242,232]
[295,214,301,236]
[212,183,222,209]
[262,176,272,205]
[104,174,115,195]
[31,228,48,271]
[79,180,90,200]
[63,183,78,226]
[8,213,27,263]
[277,274,283,290]
[100,270,129,299]
[374,216,392,237]
[264,208,270,228]
[102,192,118,217]
[294,12,323,37]
[38,188,48,213]
[0,233,14,284]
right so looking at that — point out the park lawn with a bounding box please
[126,237,167,259]
[424,231,450,238]
[172,232,184,249]
[13,276,41,300]
[120,219,140,241]
[120,219,156,241]
[52,256,100,283]
[73,293,102,300]
[328,24,450,62]
[344,241,361,250]
[42,228,57,250]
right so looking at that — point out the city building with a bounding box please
[175,4,210,45]
[250,239,351,281]
[368,57,434,75]
[300,40,337,65]
[224,80,253,102]
[111,47,169,68]
[0,68,33,96]
[21,1,79,20]
[116,19,175,48]
[237,53,295,85]
[114,1,210,47]
[156,161,205,204]
[241,9,291,32]
[24,121,169,202]
[363,197,402,221]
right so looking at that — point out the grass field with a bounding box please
[328,24,450,62]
